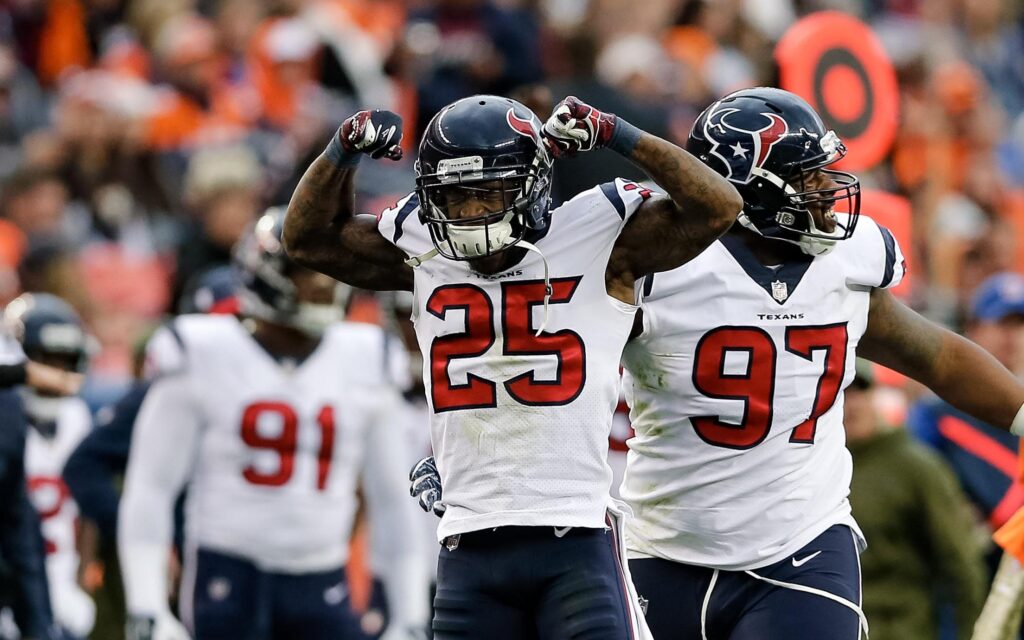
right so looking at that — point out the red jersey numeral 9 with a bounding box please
[691,327,777,449]
[240,401,336,490]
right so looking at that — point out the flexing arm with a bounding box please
[283,111,414,292]
[543,97,741,294]
[859,288,1024,430]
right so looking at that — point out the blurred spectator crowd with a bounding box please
[0,0,1021,393]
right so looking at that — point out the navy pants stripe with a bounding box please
[184,548,363,640]
[630,524,863,640]
[433,526,635,639]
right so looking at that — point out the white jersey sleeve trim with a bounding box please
[598,178,659,225]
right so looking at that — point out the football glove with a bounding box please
[125,612,191,640]
[339,110,404,161]
[409,456,445,518]
[542,96,617,158]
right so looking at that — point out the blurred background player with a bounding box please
[845,358,986,640]
[6,293,96,640]
[117,208,429,640]
[61,265,240,640]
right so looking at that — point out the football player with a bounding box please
[283,94,742,638]
[6,293,96,639]
[616,87,1024,640]
[117,208,429,640]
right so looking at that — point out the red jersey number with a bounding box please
[691,323,849,449]
[428,278,586,412]
[240,401,336,490]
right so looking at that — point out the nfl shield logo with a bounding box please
[771,280,788,302]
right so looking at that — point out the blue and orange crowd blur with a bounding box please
[3,0,1024,638]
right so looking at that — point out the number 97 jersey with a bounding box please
[620,215,906,571]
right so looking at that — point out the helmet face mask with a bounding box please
[235,208,347,336]
[415,96,553,263]
[4,292,89,432]
[688,88,861,255]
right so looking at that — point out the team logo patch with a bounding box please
[771,280,789,302]
[704,104,789,182]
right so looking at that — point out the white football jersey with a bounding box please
[377,179,649,539]
[153,315,403,573]
[621,215,906,570]
[24,397,94,635]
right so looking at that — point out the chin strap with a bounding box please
[517,240,552,336]
[404,241,553,337]
[405,248,439,268]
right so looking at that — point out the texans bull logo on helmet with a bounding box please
[703,104,789,183]
[506,107,550,163]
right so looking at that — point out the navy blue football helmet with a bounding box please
[415,95,553,261]
[234,207,348,336]
[687,87,860,255]
[5,293,88,373]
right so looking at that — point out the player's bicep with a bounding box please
[859,288,944,382]
[613,196,728,278]
[316,216,412,291]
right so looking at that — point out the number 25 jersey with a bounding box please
[377,180,648,539]
[621,215,906,570]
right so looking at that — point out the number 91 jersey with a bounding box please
[151,314,399,572]
[377,180,649,539]
[621,215,906,571]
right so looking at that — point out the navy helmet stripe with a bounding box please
[878,225,897,288]
[600,182,626,219]
[393,193,420,243]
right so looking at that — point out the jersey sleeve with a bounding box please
[845,215,907,289]
[598,178,660,226]
[142,321,188,379]
[374,192,425,259]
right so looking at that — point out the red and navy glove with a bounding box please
[327,110,404,165]
[542,96,616,157]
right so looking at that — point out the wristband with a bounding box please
[324,133,361,167]
[1011,402,1024,436]
[607,117,643,156]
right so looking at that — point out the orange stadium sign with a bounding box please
[775,11,899,171]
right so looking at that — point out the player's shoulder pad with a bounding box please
[143,314,236,378]
[374,191,421,254]
[842,214,906,290]
[553,178,660,228]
